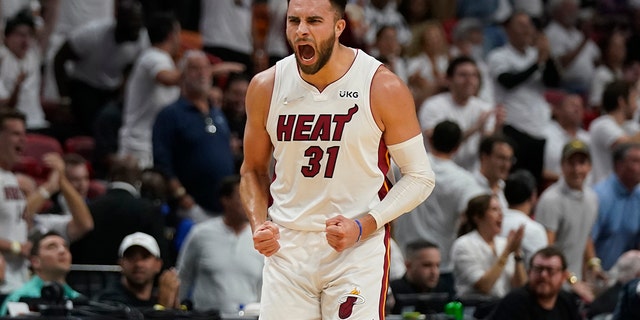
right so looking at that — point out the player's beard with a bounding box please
[294,32,335,75]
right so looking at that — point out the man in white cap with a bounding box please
[95,232,179,309]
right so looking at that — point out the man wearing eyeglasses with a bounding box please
[491,246,581,320]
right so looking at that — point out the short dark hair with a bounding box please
[146,12,178,45]
[479,134,515,158]
[502,11,530,28]
[613,143,640,166]
[219,175,240,199]
[108,156,141,185]
[63,153,87,167]
[140,168,169,202]
[223,72,251,92]
[431,120,462,153]
[30,231,65,257]
[446,56,477,78]
[287,0,347,18]
[458,194,494,237]
[0,110,26,131]
[529,246,567,271]
[375,25,396,41]
[4,9,35,38]
[504,169,537,206]
[602,80,633,113]
[329,0,347,17]
[405,240,439,260]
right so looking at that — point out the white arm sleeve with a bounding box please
[369,134,436,228]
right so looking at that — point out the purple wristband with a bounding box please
[354,219,363,243]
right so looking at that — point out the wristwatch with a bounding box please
[567,273,578,285]
[10,241,21,255]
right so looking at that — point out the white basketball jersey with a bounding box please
[0,168,28,293]
[266,50,391,231]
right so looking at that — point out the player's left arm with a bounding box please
[361,66,436,238]
[326,66,436,252]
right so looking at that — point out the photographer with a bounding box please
[0,231,81,315]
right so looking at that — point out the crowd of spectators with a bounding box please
[0,0,640,319]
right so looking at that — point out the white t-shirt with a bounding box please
[266,0,288,58]
[363,2,412,46]
[545,21,600,89]
[543,121,591,177]
[452,230,515,298]
[53,0,114,37]
[406,53,449,83]
[473,169,509,211]
[0,168,29,294]
[0,0,29,21]
[33,214,72,242]
[199,0,252,54]
[589,66,621,108]
[500,208,548,264]
[394,157,485,273]
[0,46,47,129]
[119,47,180,168]
[535,179,599,279]
[589,115,626,185]
[624,108,640,136]
[389,238,407,281]
[488,44,551,138]
[177,217,263,314]
[68,19,149,90]
[43,0,114,101]
[512,0,543,18]
[419,92,495,171]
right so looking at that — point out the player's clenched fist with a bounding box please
[253,221,280,256]
[325,215,359,252]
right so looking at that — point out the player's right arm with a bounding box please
[240,67,280,257]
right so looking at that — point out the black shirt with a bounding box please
[491,285,580,320]
[390,274,451,315]
[94,279,157,308]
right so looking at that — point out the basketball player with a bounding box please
[240,0,436,319]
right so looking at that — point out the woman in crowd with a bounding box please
[451,194,527,299]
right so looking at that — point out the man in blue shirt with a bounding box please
[592,143,640,270]
[0,231,81,315]
[152,50,235,216]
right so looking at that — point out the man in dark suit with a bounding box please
[70,156,168,266]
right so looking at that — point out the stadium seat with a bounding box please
[24,133,63,160]
[64,136,96,162]
[12,155,45,181]
[87,180,107,199]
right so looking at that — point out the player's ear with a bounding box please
[335,18,346,37]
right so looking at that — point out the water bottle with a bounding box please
[444,301,463,320]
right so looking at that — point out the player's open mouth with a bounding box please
[299,44,315,62]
